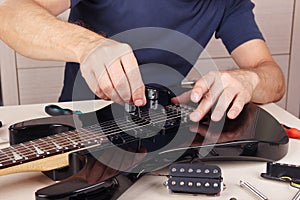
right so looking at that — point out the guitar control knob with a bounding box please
[147,88,159,100]
[150,100,158,110]
[124,103,136,113]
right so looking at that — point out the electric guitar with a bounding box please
[0,85,288,199]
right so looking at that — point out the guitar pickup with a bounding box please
[261,162,300,184]
[167,163,223,195]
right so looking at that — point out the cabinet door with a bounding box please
[18,67,64,104]
[287,0,300,118]
[205,0,294,58]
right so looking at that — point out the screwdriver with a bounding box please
[282,124,300,139]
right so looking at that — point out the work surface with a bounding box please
[0,100,299,200]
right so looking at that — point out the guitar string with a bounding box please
[17,105,186,151]
[23,104,191,150]
[0,110,188,164]
[18,106,190,155]
[0,105,194,164]
[11,105,192,154]
[0,106,193,164]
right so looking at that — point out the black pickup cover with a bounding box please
[167,163,223,195]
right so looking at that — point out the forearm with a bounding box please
[0,0,104,63]
[248,61,285,104]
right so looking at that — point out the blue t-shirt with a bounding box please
[59,0,263,102]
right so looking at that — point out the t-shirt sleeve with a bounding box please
[70,0,82,8]
[215,0,264,54]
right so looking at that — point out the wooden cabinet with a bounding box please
[0,1,299,117]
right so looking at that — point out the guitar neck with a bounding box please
[0,128,109,175]
[0,104,192,176]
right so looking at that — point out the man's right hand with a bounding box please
[80,39,146,106]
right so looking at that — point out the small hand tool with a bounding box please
[240,180,268,200]
[282,124,300,139]
[45,104,82,116]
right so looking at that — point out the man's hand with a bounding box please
[81,39,146,106]
[173,69,259,122]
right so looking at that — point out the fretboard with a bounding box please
[0,104,193,171]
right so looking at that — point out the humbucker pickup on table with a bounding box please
[167,163,223,195]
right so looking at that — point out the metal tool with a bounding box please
[240,180,268,200]
[292,189,300,200]
[181,81,196,88]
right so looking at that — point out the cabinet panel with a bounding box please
[205,0,294,58]
[0,42,19,105]
[18,67,64,104]
[287,0,300,118]
[16,53,64,69]
[252,0,293,55]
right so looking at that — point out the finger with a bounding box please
[189,82,223,122]
[211,90,237,121]
[189,124,208,136]
[121,53,146,106]
[227,93,249,119]
[190,72,216,103]
[171,90,191,104]
[95,85,110,100]
[106,59,132,103]
[98,70,123,104]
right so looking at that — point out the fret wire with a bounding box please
[52,131,102,147]
[19,143,41,158]
[47,132,89,148]
[46,135,68,149]
[44,135,70,148]
[20,143,38,155]
[34,137,72,152]
[34,139,57,153]
[42,137,66,152]
[0,142,42,163]
[78,128,105,143]
[64,132,86,144]
[13,144,32,155]
[0,149,14,162]
[29,140,49,155]
[12,146,37,158]
[52,132,77,145]
[0,148,17,163]
[62,133,80,146]
[10,146,26,159]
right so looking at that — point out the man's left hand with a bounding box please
[172,69,259,122]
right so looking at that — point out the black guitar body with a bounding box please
[8,85,289,200]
